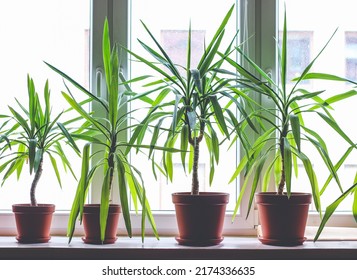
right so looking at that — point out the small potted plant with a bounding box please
[125,5,255,246]
[0,75,80,243]
[47,19,161,244]
[225,8,357,245]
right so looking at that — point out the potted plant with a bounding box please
[225,8,357,245]
[0,75,80,243]
[125,5,255,246]
[46,19,162,244]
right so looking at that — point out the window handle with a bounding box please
[95,68,106,99]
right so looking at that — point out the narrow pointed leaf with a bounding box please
[209,95,229,139]
[290,114,301,152]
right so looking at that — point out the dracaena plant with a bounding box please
[224,8,357,220]
[0,75,80,206]
[46,19,162,243]
[125,5,256,195]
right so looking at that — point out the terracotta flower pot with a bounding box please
[12,204,55,243]
[82,204,121,244]
[255,192,312,246]
[172,192,229,246]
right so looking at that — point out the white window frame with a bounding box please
[0,0,355,237]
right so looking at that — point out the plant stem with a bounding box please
[278,117,288,195]
[278,138,285,195]
[107,140,116,197]
[190,121,205,195]
[30,157,43,206]
[191,138,200,195]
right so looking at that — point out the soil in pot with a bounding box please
[12,204,55,243]
[82,204,121,244]
[255,192,312,246]
[172,192,229,246]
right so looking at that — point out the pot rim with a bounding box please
[172,192,229,204]
[12,204,55,213]
[255,192,312,204]
[83,203,121,214]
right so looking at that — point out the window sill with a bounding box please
[1,234,357,260]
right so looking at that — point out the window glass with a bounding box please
[345,32,357,81]
[279,0,357,211]
[0,0,90,210]
[129,0,238,211]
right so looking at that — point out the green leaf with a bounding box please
[220,91,258,134]
[188,144,194,173]
[187,111,196,131]
[324,89,357,106]
[34,148,43,174]
[314,183,357,241]
[16,144,26,180]
[197,5,234,76]
[164,136,176,182]
[353,189,357,223]
[290,114,301,152]
[141,187,147,243]
[48,152,62,188]
[283,137,292,197]
[45,62,108,112]
[191,69,203,94]
[297,151,321,214]
[28,139,37,174]
[100,167,112,242]
[102,18,112,94]
[299,72,357,86]
[305,135,343,193]
[210,126,220,165]
[180,124,189,171]
[321,146,354,195]
[1,156,26,185]
[209,154,215,186]
[116,154,132,237]
[138,21,184,83]
[62,92,108,138]
[171,93,182,136]
[67,143,91,243]
[209,95,229,139]
[317,112,354,146]
[246,157,265,218]
[8,106,31,137]
[57,122,80,154]
[262,154,279,192]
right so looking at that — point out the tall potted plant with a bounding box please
[125,5,255,246]
[0,75,80,243]
[226,9,357,245]
[46,19,162,244]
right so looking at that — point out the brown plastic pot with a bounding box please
[12,204,55,243]
[255,192,312,246]
[172,192,229,246]
[82,204,121,244]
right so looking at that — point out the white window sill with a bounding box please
[1,232,357,260]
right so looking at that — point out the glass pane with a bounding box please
[0,0,90,211]
[279,0,357,211]
[129,0,238,211]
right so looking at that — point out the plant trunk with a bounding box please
[278,138,285,195]
[107,145,116,197]
[30,157,43,206]
[191,139,200,195]
[188,120,204,196]
[278,119,288,195]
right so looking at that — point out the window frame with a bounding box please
[0,0,355,237]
